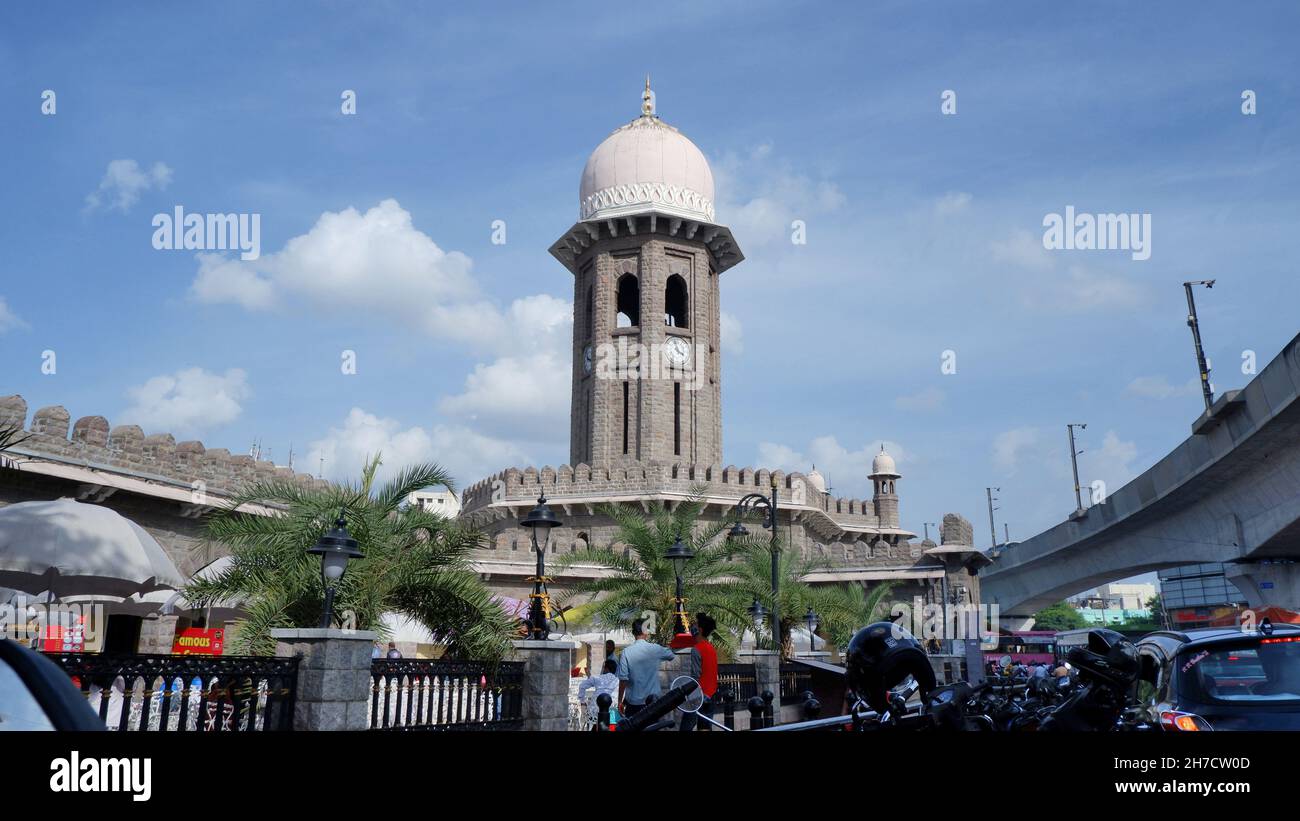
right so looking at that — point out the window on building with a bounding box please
[673,382,681,456]
[665,274,688,328]
[622,381,630,455]
[616,274,640,327]
[585,284,594,337]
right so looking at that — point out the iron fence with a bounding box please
[369,658,524,730]
[778,662,814,704]
[50,652,298,731]
[716,663,757,702]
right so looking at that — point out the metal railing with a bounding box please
[369,658,524,730]
[778,662,814,704]
[716,663,758,703]
[50,652,298,731]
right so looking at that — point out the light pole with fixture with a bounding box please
[804,607,819,655]
[665,534,695,635]
[308,513,364,629]
[1067,422,1087,515]
[1183,279,1217,412]
[520,494,561,640]
[728,476,782,655]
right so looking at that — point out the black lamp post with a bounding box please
[521,494,561,640]
[804,607,820,655]
[729,476,782,655]
[747,598,767,648]
[665,534,695,635]
[308,513,363,629]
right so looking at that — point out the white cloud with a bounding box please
[191,253,276,310]
[1125,375,1199,400]
[720,311,744,355]
[85,159,172,212]
[1080,429,1139,496]
[934,191,972,216]
[756,435,908,498]
[990,230,1144,312]
[0,297,26,333]
[122,367,250,435]
[992,426,1041,474]
[893,387,945,412]
[713,144,845,246]
[305,407,532,489]
[990,229,1054,272]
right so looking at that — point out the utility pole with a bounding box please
[923,522,938,542]
[986,487,1000,549]
[1067,423,1087,515]
[1004,523,1010,544]
[1183,280,1216,412]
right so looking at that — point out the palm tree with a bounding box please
[186,454,516,659]
[706,538,895,657]
[555,489,736,647]
[0,422,31,470]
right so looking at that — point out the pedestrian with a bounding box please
[578,658,620,726]
[670,612,719,731]
[386,641,402,659]
[605,639,618,665]
[616,618,675,718]
[371,641,383,659]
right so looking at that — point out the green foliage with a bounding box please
[558,489,894,658]
[0,422,31,470]
[185,454,515,660]
[1031,600,1087,631]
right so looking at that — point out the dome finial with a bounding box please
[642,75,654,117]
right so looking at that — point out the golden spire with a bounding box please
[642,75,655,117]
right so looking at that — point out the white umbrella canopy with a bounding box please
[0,498,185,598]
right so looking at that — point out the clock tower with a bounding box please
[550,80,744,467]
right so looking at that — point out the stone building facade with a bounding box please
[458,83,986,613]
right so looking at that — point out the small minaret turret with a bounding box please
[869,445,901,531]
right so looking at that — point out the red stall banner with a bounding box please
[172,627,225,656]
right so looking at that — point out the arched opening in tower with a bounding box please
[664,274,689,328]
[616,274,640,327]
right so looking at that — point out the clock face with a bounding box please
[665,336,691,366]
[583,344,593,374]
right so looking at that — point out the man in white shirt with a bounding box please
[578,658,620,724]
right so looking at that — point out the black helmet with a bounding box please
[1065,628,1138,687]
[846,622,936,713]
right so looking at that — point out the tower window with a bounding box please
[622,381,630,454]
[616,274,640,327]
[673,382,681,456]
[665,274,688,328]
[585,284,594,338]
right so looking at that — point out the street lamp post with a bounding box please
[729,476,782,655]
[1067,423,1087,515]
[665,534,695,635]
[1183,279,1217,412]
[804,607,819,655]
[521,494,561,641]
[747,598,767,647]
[308,513,364,629]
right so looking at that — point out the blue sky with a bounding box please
[2,2,1299,581]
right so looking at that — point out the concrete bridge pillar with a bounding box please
[1224,562,1300,610]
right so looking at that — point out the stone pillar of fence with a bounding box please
[137,614,179,654]
[511,639,574,731]
[738,649,781,707]
[272,628,377,731]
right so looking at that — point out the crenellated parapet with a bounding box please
[460,458,888,532]
[0,394,331,499]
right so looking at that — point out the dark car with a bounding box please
[1135,623,1300,731]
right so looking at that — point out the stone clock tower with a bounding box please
[550,80,744,467]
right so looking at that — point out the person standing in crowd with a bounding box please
[670,612,719,731]
[578,658,621,726]
[386,641,402,659]
[616,618,674,717]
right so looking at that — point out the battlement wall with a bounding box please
[0,394,329,498]
[461,460,883,526]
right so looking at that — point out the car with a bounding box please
[1134,622,1300,730]
[0,639,104,731]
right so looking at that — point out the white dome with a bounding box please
[871,447,899,477]
[579,82,715,223]
[806,467,826,493]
